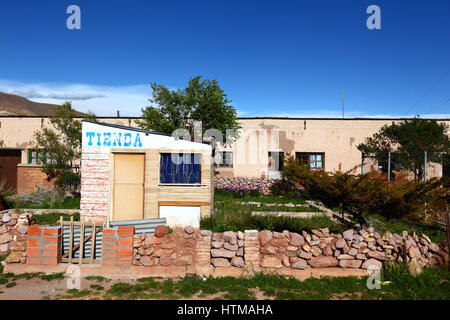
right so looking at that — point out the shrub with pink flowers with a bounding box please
[215,183,261,198]
[214,177,276,197]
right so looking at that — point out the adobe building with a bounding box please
[0,116,448,194]
[79,121,213,226]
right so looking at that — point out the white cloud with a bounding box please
[0,79,152,116]
[244,110,449,119]
[0,79,448,119]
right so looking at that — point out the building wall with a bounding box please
[81,146,212,225]
[16,164,56,194]
[217,118,450,178]
[80,121,213,225]
[1,116,449,183]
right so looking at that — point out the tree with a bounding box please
[34,102,96,193]
[357,117,450,180]
[0,140,4,147]
[136,76,240,145]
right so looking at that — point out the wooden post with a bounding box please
[90,222,96,264]
[79,222,85,265]
[68,216,73,264]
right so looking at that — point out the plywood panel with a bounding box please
[113,153,144,221]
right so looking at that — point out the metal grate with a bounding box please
[61,225,103,261]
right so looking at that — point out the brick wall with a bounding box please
[17,165,56,194]
[26,225,62,265]
[101,226,134,266]
[80,146,110,224]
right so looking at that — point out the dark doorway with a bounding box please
[0,149,21,192]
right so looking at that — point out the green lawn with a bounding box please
[33,212,80,225]
[201,198,343,233]
[214,194,307,205]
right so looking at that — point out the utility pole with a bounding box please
[342,90,344,118]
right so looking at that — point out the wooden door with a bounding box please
[113,153,145,221]
[0,149,21,191]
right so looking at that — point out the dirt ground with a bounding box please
[0,277,269,300]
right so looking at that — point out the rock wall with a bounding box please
[132,226,209,268]
[256,227,449,270]
[132,226,449,272]
[0,210,30,264]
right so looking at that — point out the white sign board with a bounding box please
[159,206,201,228]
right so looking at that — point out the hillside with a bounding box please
[0,92,85,116]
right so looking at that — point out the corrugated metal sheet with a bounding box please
[109,218,166,235]
[62,225,103,259]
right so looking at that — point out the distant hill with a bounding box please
[0,92,85,116]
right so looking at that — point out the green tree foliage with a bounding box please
[357,118,450,180]
[136,76,240,145]
[0,140,4,147]
[34,102,96,192]
[280,155,449,226]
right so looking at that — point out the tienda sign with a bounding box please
[85,131,143,147]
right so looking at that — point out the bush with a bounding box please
[281,155,449,226]
[270,178,307,199]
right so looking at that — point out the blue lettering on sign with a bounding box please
[85,131,143,148]
[134,133,143,147]
[123,133,132,147]
[112,132,122,147]
[86,132,95,145]
[103,132,111,146]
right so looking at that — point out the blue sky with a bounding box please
[0,0,449,117]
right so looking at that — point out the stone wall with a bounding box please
[0,210,30,263]
[4,216,448,276]
[132,226,206,268]
[131,226,449,273]
[255,228,449,270]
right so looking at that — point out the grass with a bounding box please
[215,194,307,205]
[85,275,108,283]
[365,213,446,243]
[0,254,7,274]
[18,196,80,210]
[201,200,343,233]
[40,273,65,281]
[53,264,450,300]
[33,212,80,225]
